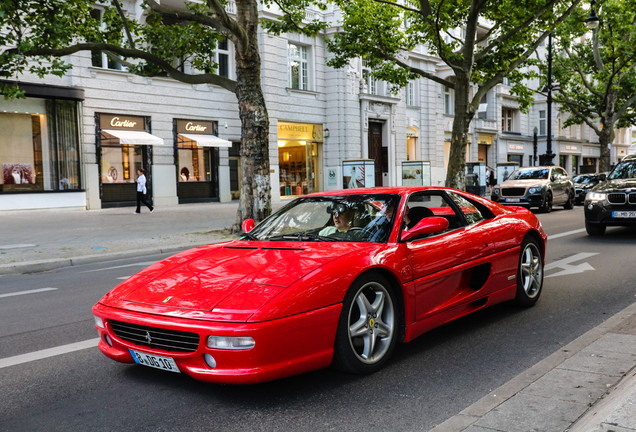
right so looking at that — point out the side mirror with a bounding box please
[401,217,450,242]
[242,218,255,233]
[599,173,606,181]
[551,175,557,182]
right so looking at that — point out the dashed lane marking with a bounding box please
[0,338,100,369]
[0,287,58,298]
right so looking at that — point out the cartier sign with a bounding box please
[177,119,215,135]
[100,114,146,131]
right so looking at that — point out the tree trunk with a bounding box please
[232,33,271,232]
[597,125,613,173]
[445,75,475,190]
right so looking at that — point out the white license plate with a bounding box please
[613,211,636,218]
[129,349,180,373]
[505,198,521,203]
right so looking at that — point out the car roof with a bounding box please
[304,186,456,197]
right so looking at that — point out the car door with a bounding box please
[399,191,493,322]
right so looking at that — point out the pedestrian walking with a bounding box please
[134,168,153,214]
[488,168,496,194]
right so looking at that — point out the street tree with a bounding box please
[545,0,636,172]
[0,0,326,228]
[327,0,583,189]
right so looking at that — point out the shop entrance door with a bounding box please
[368,122,385,187]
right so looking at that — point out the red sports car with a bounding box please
[93,187,547,384]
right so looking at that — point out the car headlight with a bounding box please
[493,187,500,194]
[207,335,255,350]
[528,187,541,194]
[588,192,607,201]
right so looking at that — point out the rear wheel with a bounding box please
[332,272,400,374]
[513,238,543,307]
[585,221,606,236]
[540,192,553,213]
[564,190,574,209]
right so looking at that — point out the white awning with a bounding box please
[179,133,232,148]
[101,129,165,146]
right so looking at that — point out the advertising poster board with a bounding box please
[402,161,431,186]
[343,160,374,188]
[496,162,519,184]
[465,162,486,195]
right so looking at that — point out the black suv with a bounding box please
[573,173,607,205]
[584,154,636,235]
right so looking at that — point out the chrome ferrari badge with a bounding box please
[145,331,152,344]
[162,296,173,303]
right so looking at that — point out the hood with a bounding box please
[500,179,548,188]
[110,241,372,312]
[592,179,636,192]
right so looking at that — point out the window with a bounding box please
[288,43,308,90]
[406,81,415,106]
[502,76,511,86]
[1,99,81,193]
[444,86,454,115]
[362,61,377,95]
[539,110,546,135]
[404,192,461,239]
[447,192,486,225]
[90,9,123,70]
[502,108,514,131]
[214,39,230,78]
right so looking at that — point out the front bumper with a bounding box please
[575,188,590,204]
[92,302,341,384]
[491,193,544,208]
[584,200,636,227]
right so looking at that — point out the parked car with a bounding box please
[573,173,607,205]
[584,155,636,235]
[491,166,575,212]
[93,187,547,384]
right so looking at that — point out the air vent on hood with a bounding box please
[224,246,259,250]
[261,247,305,251]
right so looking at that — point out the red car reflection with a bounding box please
[93,187,547,384]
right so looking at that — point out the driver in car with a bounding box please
[319,203,360,239]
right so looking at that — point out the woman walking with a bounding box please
[134,168,153,214]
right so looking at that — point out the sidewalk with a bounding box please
[0,203,635,431]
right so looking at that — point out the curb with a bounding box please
[428,300,636,432]
[0,241,224,275]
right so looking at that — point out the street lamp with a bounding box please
[543,32,556,166]
[585,0,600,30]
[533,127,538,166]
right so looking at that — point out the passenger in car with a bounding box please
[319,204,357,237]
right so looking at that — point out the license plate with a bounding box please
[129,349,180,373]
[505,198,521,203]
[613,211,636,218]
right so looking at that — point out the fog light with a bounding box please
[204,353,217,369]
[207,335,255,350]
[94,315,104,329]
[588,204,593,210]
[105,334,113,347]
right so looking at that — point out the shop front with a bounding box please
[558,143,582,176]
[277,121,322,198]
[0,82,84,211]
[507,143,526,167]
[97,113,165,207]
[174,119,230,204]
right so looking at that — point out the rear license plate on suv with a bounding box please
[613,211,636,218]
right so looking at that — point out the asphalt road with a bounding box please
[1,206,635,432]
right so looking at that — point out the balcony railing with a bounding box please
[474,118,498,131]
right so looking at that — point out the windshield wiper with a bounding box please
[240,232,259,241]
[267,233,338,242]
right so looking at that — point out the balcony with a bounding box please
[474,118,498,132]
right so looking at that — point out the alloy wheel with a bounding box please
[520,242,542,298]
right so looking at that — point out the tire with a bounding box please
[540,192,553,213]
[332,272,400,374]
[585,221,606,236]
[513,238,543,307]
[563,190,574,209]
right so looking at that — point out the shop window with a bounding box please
[229,141,241,199]
[177,138,212,182]
[289,43,309,90]
[278,140,319,197]
[507,154,523,167]
[90,8,124,71]
[1,99,81,193]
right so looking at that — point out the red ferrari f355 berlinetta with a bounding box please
[93,187,547,384]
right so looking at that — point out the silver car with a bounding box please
[491,166,575,212]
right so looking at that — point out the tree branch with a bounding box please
[374,0,422,16]
[558,45,603,98]
[10,43,237,92]
[612,93,636,124]
[379,52,455,88]
[591,29,605,72]
[554,90,600,135]
[112,0,135,49]
[204,0,248,48]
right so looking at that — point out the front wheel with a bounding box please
[513,238,543,307]
[540,192,553,213]
[586,221,606,236]
[332,272,400,374]
[564,190,574,209]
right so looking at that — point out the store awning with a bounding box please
[101,129,165,146]
[178,133,232,147]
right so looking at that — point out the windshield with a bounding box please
[508,168,549,180]
[246,194,402,242]
[609,161,636,180]
[573,175,596,184]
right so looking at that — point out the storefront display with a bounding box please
[98,113,164,206]
[278,121,323,197]
[497,162,519,183]
[343,159,375,189]
[175,119,230,203]
[402,161,431,186]
[465,161,486,196]
[0,98,81,194]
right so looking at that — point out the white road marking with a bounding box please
[0,338,100,369]
[548,228,586,239]
[116,276,131,280]
[545,252,598,278]
[0,243,36,250]
[0,287,58,298]
[81,261,157,273]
